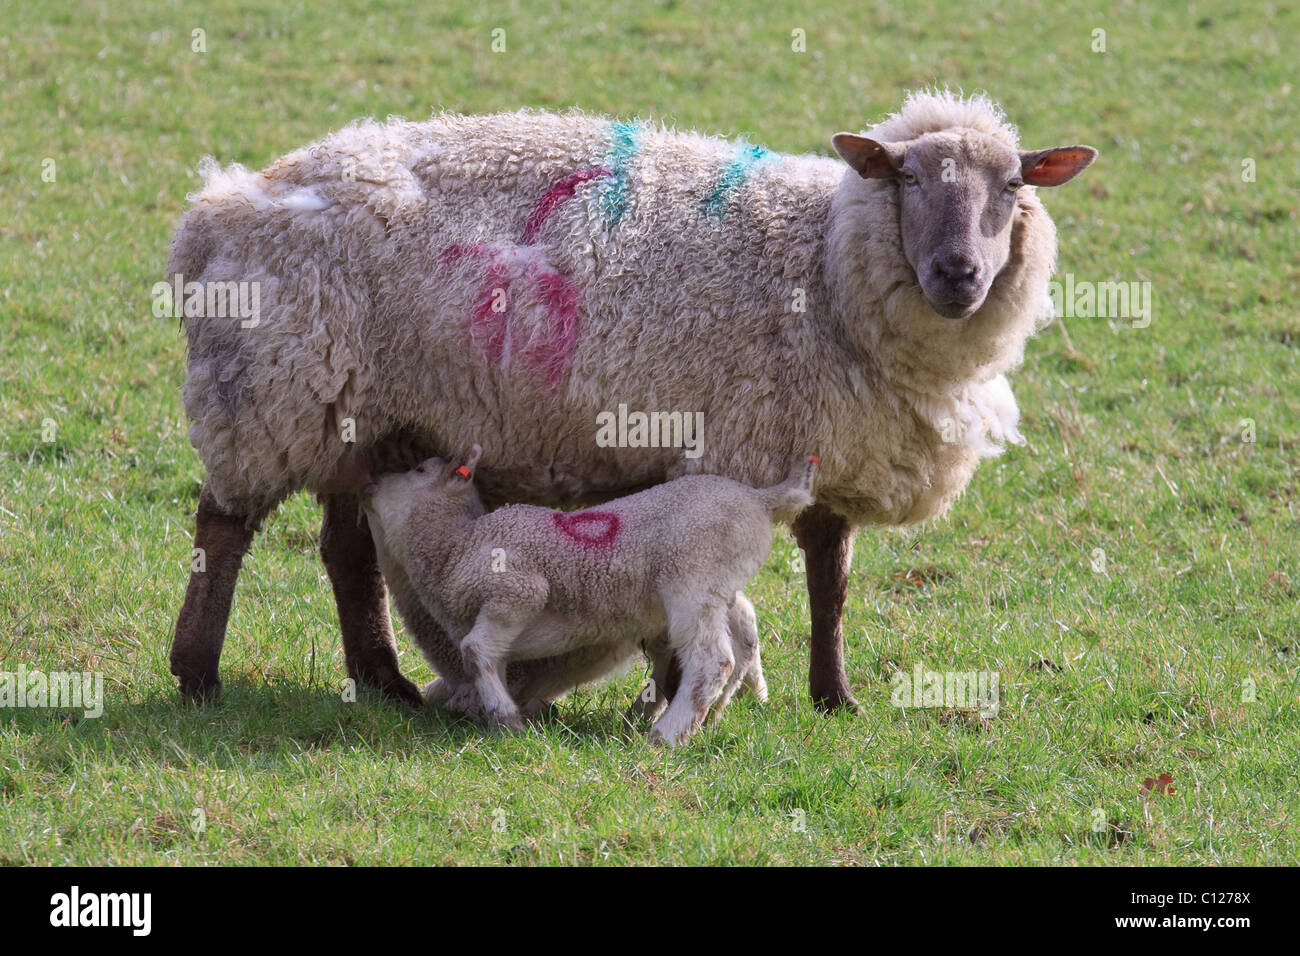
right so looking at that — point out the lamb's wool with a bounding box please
[171,92,1058,527]
[362,455,812,741]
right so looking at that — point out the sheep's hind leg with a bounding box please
[170,483,263,703]
[793,506,860,714]
[319,492,422,707]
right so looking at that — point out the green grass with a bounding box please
[1,0,1297,864]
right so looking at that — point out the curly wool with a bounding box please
[170,92,1057,526]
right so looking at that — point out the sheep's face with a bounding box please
[833,129,1097,319]
[359,445,484,543]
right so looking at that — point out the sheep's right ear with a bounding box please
[1019,145,1098,187]
[832,133,906,179]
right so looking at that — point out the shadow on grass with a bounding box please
[0,677,654,770]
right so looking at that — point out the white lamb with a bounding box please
[360,446,816,744]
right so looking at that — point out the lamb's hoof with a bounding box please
[422,679,446,704]
[495,713,527,735]
[482,707,526,734]
[520,699,558,723]
[648,716,697,747]
[175,673,222,705]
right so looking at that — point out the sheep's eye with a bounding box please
[901,169,918,185]
[1005,179,1024,192]
[415,466,425,474]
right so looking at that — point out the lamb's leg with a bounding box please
[650,603,734,746]
[738,595,769,703]
[709,594,762,723]
[170,484,261,702]
[459,609,529,732]
[319,492,422,707]
[793,505,860,714]
[741,639,768,701]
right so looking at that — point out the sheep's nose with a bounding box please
[932,252,980,285]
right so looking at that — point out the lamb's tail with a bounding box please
[756,456,818,523]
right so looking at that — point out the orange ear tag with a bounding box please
[455,466,472,480]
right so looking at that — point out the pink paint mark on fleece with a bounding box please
[522,166,613,245]
[552,511,620,550]
[454,253,583,388]
[520,265,583,387]
[439,243,491,265]
[440,161,610,388]
[469,260,514,366]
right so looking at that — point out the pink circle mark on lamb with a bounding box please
[552,511,620,550]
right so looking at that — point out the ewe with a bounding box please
[168,91,1096,713]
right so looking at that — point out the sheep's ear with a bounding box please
[832,133,906,179]
[1019,145,1098,187]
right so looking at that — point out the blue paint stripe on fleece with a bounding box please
[701,142,775,218]
[601,121,642,225]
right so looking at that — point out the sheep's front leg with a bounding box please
[459,609,532,733]
[319,492,422,707]
[793,506,859,714]
[171,483,263,702]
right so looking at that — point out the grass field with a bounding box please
[1,0,1296,865]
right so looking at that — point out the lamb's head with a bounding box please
[359,444,485,549]
[833,128,1096,319]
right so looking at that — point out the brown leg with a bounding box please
[793,505,860,714]
[171,483,259,702]
[660,653,683,703]
[319,492,423,707]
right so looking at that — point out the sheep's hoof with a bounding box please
[618,709,649,740]
[811,685,860,716]
[354,669,424,709]
[176,674,223,705]
[378,674,425,709]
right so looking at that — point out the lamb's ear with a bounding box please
[1019,145,1098,187]
[832,133,906,179]
[463,444,483,473]
[448,444,483,482]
